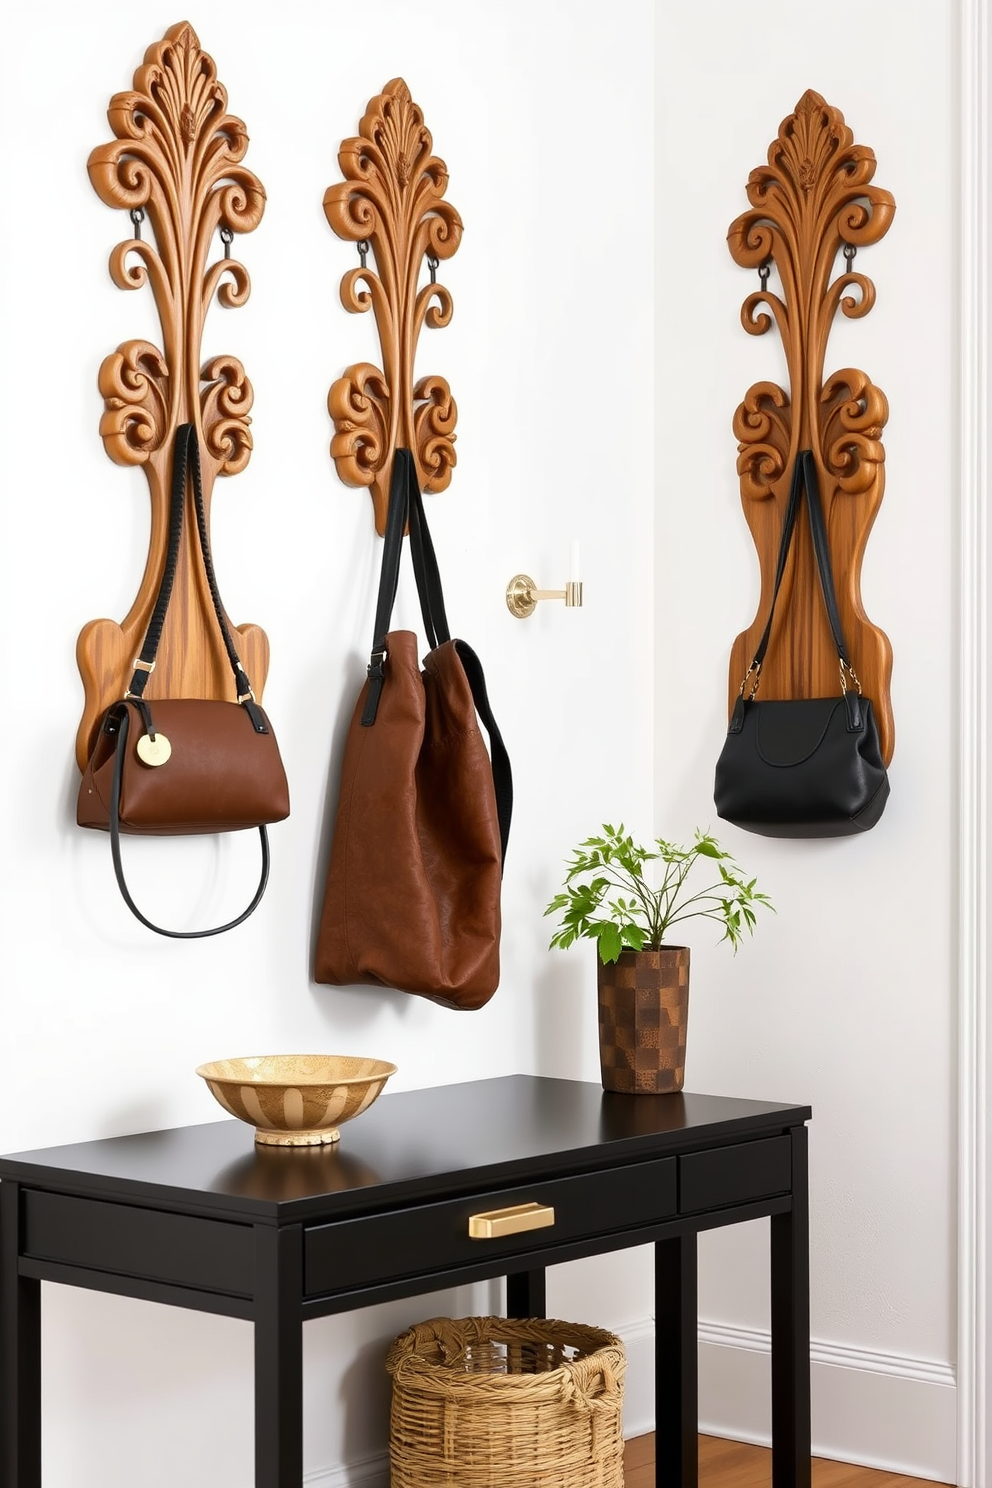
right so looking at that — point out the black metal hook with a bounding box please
[758,259,771,292]
[427,253,439,285]
[220,225,233,261]
[358,239,370,270]
[130,207,145,241]
[843,242,857,274]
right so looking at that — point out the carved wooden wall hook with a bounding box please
[727,89,896,765]
[324,78,463,536]
[75,20,268,770]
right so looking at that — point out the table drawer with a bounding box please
[22,1190,255,1298]
[305,1156,677,1297]
[679,1135,791,1213]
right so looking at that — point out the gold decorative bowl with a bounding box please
[195,1054,397,1147]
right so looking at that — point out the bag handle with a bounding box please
[122,424,269,735]
[393,461,513,861]
[363,450,452,721]
[363,451,448,701]
[408,464,513,867]
[407,465,451,651]
[361,450,513,866]
[452,639,514,866]
[738,449,861,701]
[106,703,270,938]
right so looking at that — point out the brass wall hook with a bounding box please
[506,542,583,619]
[505,576,583,620]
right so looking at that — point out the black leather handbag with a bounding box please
[714,450,889,838]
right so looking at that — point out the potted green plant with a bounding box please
[544,825,773,1095]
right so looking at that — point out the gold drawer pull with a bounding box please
[468,1202,556,1240]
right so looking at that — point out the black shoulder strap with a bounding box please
[124,425,191,700]
[407,466,451,651]
[454,640,513,868]
[108,705,270,938]
[123,424,264,729]
[362,449,453,724]
[745,449,852,677]
[361,451,414,726]
[800,449,851,668]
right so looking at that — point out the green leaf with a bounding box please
[596,922,623,964]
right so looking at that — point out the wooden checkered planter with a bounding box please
[386,1316,626,1488]
[597,947,690,1094]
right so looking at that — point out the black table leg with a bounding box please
[770,1125,811,1488]
[254,1224,303,1488]
[655,1232,698,1488]
[506,1268,547,1318]
[0,1182,41,1488]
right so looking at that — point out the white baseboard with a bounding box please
[303,1317,957,1487]
[304,1447,388,1488]
[617,1314,658,1439]
[622,1316,956,1484]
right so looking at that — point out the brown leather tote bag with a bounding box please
[315,450,512,1009]
[77,424,290,937]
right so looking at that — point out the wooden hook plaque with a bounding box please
[75,21,268,770]
[727,90,896,765]
[324,79,463,536]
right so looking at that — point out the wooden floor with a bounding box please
[623,1435,951,1488]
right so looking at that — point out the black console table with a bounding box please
[0,1075,811,1488]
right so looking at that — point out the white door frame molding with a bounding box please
[958,3,989,1485]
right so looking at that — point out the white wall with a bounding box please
[655,0,957,1480]
[0,2,655,1485]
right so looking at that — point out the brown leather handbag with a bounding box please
[315,450,512,1009]
[77,424,290,937]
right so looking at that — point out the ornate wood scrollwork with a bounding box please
[727,89,896,765]
[324,78,463,535]
[75,20,267,770]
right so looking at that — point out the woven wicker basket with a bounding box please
[386,1315,626,1488]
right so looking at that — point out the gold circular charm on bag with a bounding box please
[136,732,172,767]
